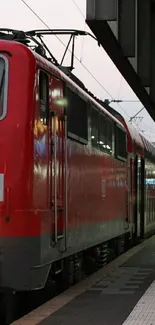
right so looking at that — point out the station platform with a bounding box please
[12,235,155,325]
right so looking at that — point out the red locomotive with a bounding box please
[0,29,154,307]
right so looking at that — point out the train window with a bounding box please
[99,114,106,152]
[0,56,8,121]
[99,115,114,155]
[115,125,127,160]
[0,59,4,117]
[91,107,99,148]
[39,70,49,125]
[106,119,113,155]
[66,87,88,143]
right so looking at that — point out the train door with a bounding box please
[134,155,138,237]
[134,156,144,239]
[140,158,145,238]
[50,77,68,246]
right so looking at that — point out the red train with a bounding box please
[0,29,155,297]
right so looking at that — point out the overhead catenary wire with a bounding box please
[70,0,85,19]
[21,0,66,47]
[70,0,89,63]
[21,0,130,118]
[69,0,87,61]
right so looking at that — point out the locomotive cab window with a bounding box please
[115,125,127,160]
[0,56,8,120]
[39,70,49,125]
[66,87,88,144]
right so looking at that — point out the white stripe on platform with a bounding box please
[122,281,155,325]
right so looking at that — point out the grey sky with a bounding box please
[1,0,155,140]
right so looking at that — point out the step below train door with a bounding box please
[50,76,68,248]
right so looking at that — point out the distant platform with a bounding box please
[12,235,155,325]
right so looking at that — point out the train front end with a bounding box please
[0,39,47,293]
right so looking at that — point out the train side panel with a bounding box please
[67,139,128,250]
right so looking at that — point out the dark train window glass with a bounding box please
[99,114,106,152]
[66,87,88,143]
[115,126,127,160]
[39,71,49,125]
[91,108,99,148]
[0,56,8,120]
[106,119,113,155]
[99,115,113,155]
[0,59,4,112]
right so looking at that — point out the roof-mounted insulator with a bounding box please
[35,45,46,56]
[13,31,30,45]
